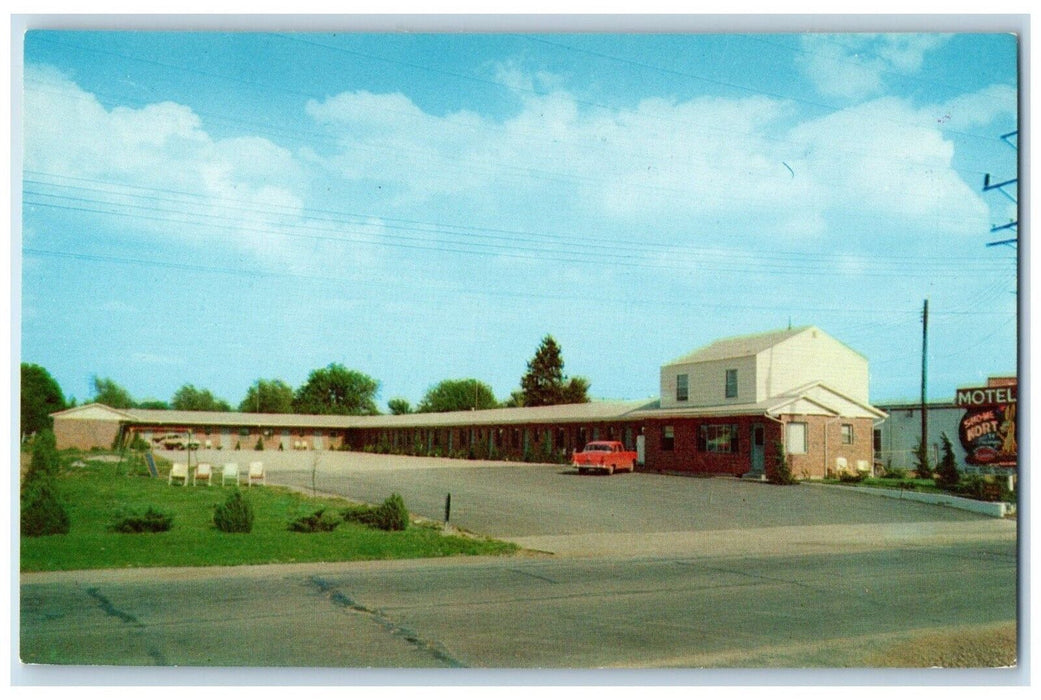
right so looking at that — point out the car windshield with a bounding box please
[587,444,613,451]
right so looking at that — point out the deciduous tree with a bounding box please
[387,397,413,415]
[171,384,231,412]
[240,378,295,414]
[20,363,66,438]
[91,376,135,409]
[293,364,380,415]
[417,379,497,413]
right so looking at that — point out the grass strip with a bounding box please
[20,459,517,572]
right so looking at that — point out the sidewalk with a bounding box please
[504,519,1018,558]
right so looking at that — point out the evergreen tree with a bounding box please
[913,438,933,479]
[935,432,961,490]
[519,335,590,407]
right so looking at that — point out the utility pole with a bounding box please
[921,298,929,468]
[983,130,1018,248]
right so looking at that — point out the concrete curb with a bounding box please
[809,482,1015,518]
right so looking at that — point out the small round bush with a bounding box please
[214,490,254,533]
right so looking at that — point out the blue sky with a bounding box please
[17,28,1019,410]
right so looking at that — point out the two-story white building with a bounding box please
[641,326,886,478]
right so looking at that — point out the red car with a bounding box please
[572,441,637,475]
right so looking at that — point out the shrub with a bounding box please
[111,507,174,533]
[129,434,150,451]
[838,470,867,483]
[254,437,264,451]
[26,430,60,482]
[934,432,960,490]
[881,467,907,479]
[21,430,70,537]
[21,480,71,536]
[768,441,798,485]
[287,508,342,533]
[342,493,410,531]
[213,490,254,533]
[375,493,409,531]
[913,439,932,479]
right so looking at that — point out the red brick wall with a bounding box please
[53,417,122,450]
[781,415,875,479]
[643,416,782,475]
[642,414,875,478]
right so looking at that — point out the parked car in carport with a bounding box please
[153,433,200,450]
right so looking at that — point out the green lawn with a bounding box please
[20,458,518,572]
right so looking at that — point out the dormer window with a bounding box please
[725,369,738,398]
[676,373,689,402]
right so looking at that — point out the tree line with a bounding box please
[20,335,589,438]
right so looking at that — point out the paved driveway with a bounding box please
[184,449,1006,557]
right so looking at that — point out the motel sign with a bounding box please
[955,381,1017,469]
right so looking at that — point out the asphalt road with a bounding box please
[20,539,1017,673]
[18,451,1019,676]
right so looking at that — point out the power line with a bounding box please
[21,246,1016,322]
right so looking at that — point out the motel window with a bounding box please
[725,369,738,398]
[841,424,854,445]
[676,374,689,402]
[661,425,675,451]
[787,422,808,454]
[698,424,739,453]
[873,428,882,456]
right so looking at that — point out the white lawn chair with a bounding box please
[168,462,189,486]
[247,461,265,487]
[194,463,213,486]
[221,462,240,486]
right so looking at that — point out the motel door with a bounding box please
[750,424,765,477]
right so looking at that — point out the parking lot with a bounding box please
[175,448,1003,557]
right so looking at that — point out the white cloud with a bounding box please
[798,34,952,101]
[787,96,988,232]
[23,64,307,262]
[941,84,1018,130]
[304,73,994,243]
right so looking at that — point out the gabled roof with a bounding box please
[49,403,138,421]
[663,326,814,366]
